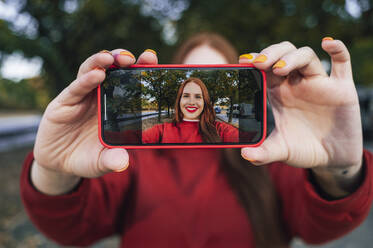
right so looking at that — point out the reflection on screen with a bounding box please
[101,67,263,145]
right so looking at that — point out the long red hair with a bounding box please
[173,77,220,143]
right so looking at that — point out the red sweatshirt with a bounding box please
[20,122,373,247]
[142,120,239,143]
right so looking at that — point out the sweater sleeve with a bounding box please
[268,149,373,244]
[216,122,239,142]
[142,124,163,143]
[20,151,134,246]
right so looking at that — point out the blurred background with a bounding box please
[0,0,373,247]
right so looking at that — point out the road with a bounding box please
[0,114,41,152]
[115,111,168,128]
[0,112,166,152]
[216,113,239,125]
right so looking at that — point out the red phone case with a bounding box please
[98,64,267,149]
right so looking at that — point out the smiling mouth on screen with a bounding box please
[186,106,198,113]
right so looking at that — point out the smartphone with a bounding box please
[98,64,266,148]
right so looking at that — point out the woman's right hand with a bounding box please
[31,49,158,194]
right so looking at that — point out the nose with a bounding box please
[191,97,197,105]
[188,96,197,105]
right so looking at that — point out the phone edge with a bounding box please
[97,64,267,149]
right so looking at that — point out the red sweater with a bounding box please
[142,120,239,143]
[20,123,373,247]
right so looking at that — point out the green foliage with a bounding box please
[141,69,187,120]
[0,77,49,110]
[189,70,232,105]
[1,0,373,112]
[174,0,373,85]
[351,38,373,86]
[0,0,166,98]
[176,0,358,52]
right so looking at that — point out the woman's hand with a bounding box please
[239,38,363,196]
[32,49,158,195]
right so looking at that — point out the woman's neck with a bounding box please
[183,118,200,122]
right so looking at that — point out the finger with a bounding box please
[137,49,158,64]
[57,68,106,105]
[251,41,297,71]
[241,129,288,165]
[271,46,327,77]
[77,50,114,78]
[111,49,136,67]
[239,53,259,64]
[321,37,353,80]
[98,148,130,172]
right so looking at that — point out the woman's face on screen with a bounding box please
[180,82,204,120]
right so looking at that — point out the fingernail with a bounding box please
[144,49,157,55]
[99,50,111,54]
[241,154,257,163]
[119,51,135,59]
[115,162,129,173]
[93,66,106,72]
[273,60,286,69]
[322,37,334,41]
[239,53,254,60]
[253,54,267,63]
[245,157,257,163]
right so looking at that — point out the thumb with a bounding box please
[321,37,353,81]
[241,129,288,165]
[98,148,129,173]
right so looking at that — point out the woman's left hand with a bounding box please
[240,38,363,176]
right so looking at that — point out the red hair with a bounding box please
[173,32,238,64]
[173,77,220,143]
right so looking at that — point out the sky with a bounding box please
[0,1,42,81]
[0,0,364,82]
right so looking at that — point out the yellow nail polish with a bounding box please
[246,158,257,163]
[115,162,129,173]
[99,50,111,54]
[322,37,334,41]
[241,154,256,163]
[253,54,267,63]
[145,49,157,55]
[239,54,253,60]
[119,51,135,59]
[93,66,106,72]
[273,60,286,69]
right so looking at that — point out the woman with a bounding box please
[21,33,373,248]
[142,77,238,144]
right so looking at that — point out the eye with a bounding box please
[196,95,202,99]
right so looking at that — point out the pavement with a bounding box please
[0,114,41,152]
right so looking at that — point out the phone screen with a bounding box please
[99,65,265,147]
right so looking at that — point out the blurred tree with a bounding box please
[174,0,373,85]
[190,69,239,123]
[189,70,227,105]
[141,70,166,121]
[162,69,187,117]
[1,0,373,113]
[141,69,186,121]
[0,77,47,110]
[103,69,142,131]
[0,0,167,97]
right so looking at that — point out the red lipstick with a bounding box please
[186,106,198,113]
